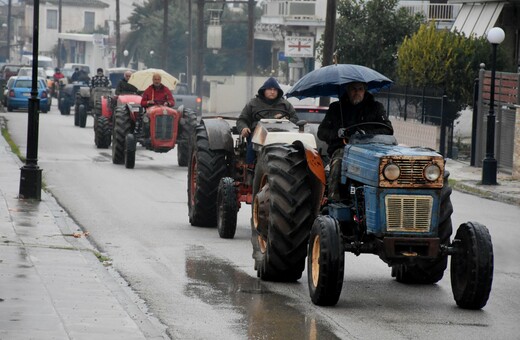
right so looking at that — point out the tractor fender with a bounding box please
[125,102,143,122]
[201,118,234,152]
[292,140,326,214]
[292,140,326,185]
[101,96,111,118]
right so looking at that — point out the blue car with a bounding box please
[6,76,50,113]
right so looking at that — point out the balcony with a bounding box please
[261,0,323,26]
[398,1,462,28]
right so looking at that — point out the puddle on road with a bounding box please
[184,245,340,340]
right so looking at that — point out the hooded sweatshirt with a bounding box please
[236,77,298,133]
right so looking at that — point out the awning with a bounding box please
[450,1,505,37]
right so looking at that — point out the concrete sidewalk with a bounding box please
[0,136,168,339]
[445,158,520,207]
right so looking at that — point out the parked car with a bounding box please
[1,64,22,81]
[2,76,17,107]
[6,76,50,113]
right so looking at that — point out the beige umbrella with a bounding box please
[128,68,178,91]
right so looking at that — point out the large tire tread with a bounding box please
[308,215,344,306]
[451,221,493,309]
[95,116,111,148]
[112,107,132,164]
[188,125,229,227]
[252,144,316,282]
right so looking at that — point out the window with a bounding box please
[47,9,58,29]
[84,11,95,32]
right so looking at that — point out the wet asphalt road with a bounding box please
[3,104,520,339]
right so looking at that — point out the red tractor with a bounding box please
[188,111,326,281]
[111,100,197,168]
[94,94,142,149]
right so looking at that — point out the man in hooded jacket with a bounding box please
[236,77,298,164]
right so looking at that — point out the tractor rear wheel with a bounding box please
[188,124,229,227]
[217,177,238,239]
[177,109,198,167]
[308,215,344,306]
[112,107,132,164]
[251,144,316,282]
[95,116,111,149]
[451,221,493,309]
[392,171,453,284]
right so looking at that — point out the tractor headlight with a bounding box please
[424,164,441,182]
[383,163,400,181]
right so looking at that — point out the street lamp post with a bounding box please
[481,27,505,185]
[19,0,42,199]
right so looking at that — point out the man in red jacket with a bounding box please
[141,73,175,107]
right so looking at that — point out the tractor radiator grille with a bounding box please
[154,115,173,140]
[393,159,430,185]
[385,195,433,232]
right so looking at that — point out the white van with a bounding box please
[21,55,54,69]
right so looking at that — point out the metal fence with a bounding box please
[475,68,519,173]
[374,85,454,156]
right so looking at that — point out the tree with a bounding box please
[321,0,424,79]
[397,23,508,121]
[123,1,268,77]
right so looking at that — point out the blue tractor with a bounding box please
[307,124,493,309]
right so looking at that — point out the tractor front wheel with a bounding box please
[217,177,238,239]
[74,103,80,126]
[308,215,344,306]
[79,104,87,128]
[112,107,132,164]
[95,116,111,149]
[451,221,493,309]
[125,133,136,169]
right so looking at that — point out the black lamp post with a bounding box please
[19,0,42,199]
[482,27,505,185]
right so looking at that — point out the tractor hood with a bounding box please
[342,142,444,188]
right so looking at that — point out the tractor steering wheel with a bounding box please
[253,108,291,121]
[338,122,394,138]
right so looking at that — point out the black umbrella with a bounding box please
[286,64,393,99]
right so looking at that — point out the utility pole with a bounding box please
[57,0,62,67]
[247,0,255,98]
[196,0,204,97]
[163,0,169,70]
[319,0,337,107]
[7,0,11,61]
[116,0,121,67]
[187,0,193,91]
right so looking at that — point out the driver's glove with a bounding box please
[337,128,346,138]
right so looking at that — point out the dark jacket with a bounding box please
[318,92,392,155]
[236,77,298,133]
[115,79,138,95]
